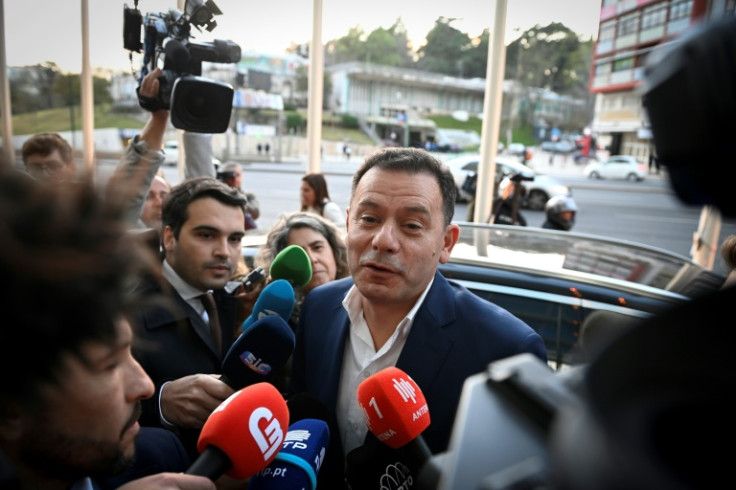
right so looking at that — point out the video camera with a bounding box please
[123,0,241,133]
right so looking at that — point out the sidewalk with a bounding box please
[237,148,669,183]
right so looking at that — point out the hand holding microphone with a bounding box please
[186,382,290,481]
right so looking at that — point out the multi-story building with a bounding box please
[590,0,734,160]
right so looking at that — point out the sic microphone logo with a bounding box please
[283,429,326,472]
[239,350,272,375]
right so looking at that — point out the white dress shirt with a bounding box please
[336,278,434,454]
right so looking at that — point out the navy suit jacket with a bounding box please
[288,271,547,488]
[131,280,238,461]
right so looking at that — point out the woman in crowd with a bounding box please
[300,172,345,227]
[255,211,349,328]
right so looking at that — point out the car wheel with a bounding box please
[626,173,639,182]
[526,190,548,210]
[589,171,600,179]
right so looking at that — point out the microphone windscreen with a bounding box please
[357,366,430,449]
[286,393,331,423]
[248,418,330,490]
[242,278,295,331]
[221,315,296,390]
[270,244,312,287]
[196,382,289,480]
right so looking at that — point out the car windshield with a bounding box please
[450,222,724,298]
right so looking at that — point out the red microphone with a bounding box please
[187,382,289,481]
[357,366,431,455]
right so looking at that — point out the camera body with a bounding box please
[124,1,241,133]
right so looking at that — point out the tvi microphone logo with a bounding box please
[392,376,417,404]
[250,407,284,461]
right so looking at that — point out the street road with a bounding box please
[98,154,736,277]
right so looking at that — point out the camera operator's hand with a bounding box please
[137,68,168,113]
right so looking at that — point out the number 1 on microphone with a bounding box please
[368,397,383,419]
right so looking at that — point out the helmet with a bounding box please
[545,196,578,230]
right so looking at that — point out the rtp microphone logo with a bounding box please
[392,376,417,404]
[250,407,285,461]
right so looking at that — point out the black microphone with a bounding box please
[220,315,295,390]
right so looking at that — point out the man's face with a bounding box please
[288,226,338,294]
[346,168,459,309]
[140,176,170,229]
[9,318,154,480]
[24,149,77,182]
[163,197,246,291]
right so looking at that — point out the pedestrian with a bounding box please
[300,172,346,227]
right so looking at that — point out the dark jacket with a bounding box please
[289,272,547,488]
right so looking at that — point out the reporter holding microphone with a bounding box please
[288,148,547,488]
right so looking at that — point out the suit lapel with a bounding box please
[396,273,456,393]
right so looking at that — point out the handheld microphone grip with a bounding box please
[220,315,295,390]
[188,382,289,481]
[241,278,295,331]
[269,244,312,287]
[247,418,330,490]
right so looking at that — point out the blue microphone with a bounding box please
[220,315,295,390]
[241,279,295,332]
[247,418,330,490]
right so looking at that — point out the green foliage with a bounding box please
[11,105,143,135]
[340,114,360,129]
[285,111,305,133]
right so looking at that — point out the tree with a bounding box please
[415,17,471,76]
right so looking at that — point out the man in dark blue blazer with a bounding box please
[130,177,251,461]
[288,148,547,489]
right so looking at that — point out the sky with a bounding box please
[3,0,602,73]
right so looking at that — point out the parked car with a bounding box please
[240,223,725,369]
[584,155,647,181]
[445,154,572,210]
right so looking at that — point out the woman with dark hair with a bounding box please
[255,211,349,328]
[300,172,345,226]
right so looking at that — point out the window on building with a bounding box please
[670,0,694,21]
[617,12,640,37]
[641,4,668,29]
[600,21,616,41]
[613,56,635,72]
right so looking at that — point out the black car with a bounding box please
[241,223,724,370]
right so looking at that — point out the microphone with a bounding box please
[247,418,330,490]
[345,366,432,489]
[186,382,289,481]
[269,244,312,287]
[220,315,296,390]
[241,279,296,331]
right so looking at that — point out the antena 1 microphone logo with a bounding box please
[250,407,284,461]
[392,376,417,404]
[239,350,272,375]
